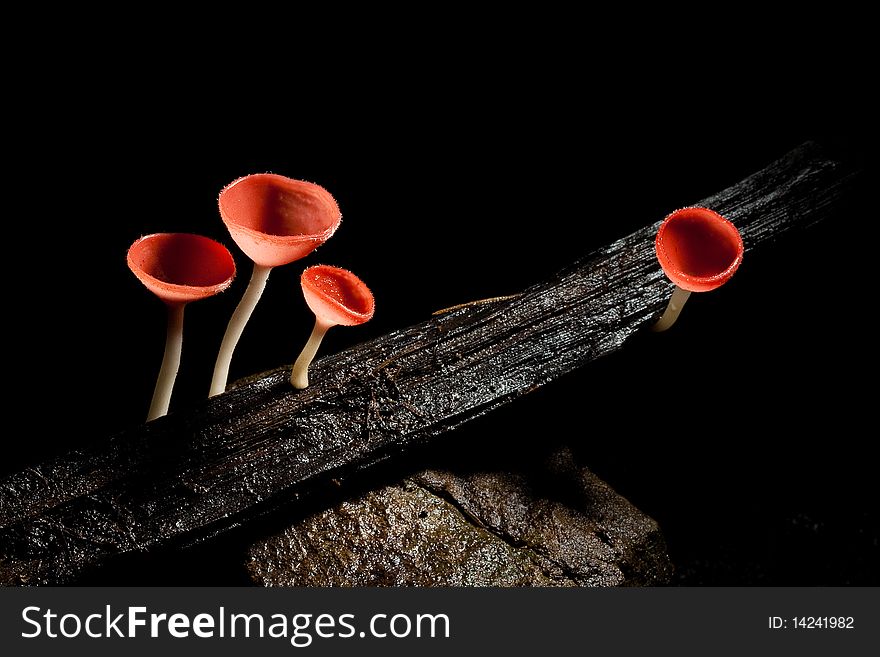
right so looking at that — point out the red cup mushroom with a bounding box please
[209,174,341,396]
[652,206,743,332]
[127,233,236,420]
[291,265,375,389]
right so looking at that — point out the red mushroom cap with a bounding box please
[127,233,236,304]
[655,207,743,292]
[219,174,341,268]
[301,265,375,327]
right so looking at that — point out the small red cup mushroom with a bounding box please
[127,233,236,420]
[291,265,375,389]
[209,174,341,396]
[652,206,743,331]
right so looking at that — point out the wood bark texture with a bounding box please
[0,142,860,584]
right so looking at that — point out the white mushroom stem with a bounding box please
[148,303,185,421]
[209,263,272,396]
[291,319,332,389]
[652,286,692,332]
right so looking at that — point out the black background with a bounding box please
[4,92,875,585]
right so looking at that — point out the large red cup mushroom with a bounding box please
[209,174,341,396]
[652,206,743,331]
[291,265,375,389]
[128,233,236,420]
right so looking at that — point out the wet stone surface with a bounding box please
[247,449,672,586]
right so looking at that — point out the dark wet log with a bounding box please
[0,142,860,584]
[247,449,673,586]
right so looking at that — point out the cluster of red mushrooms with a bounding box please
[128,174,742,423]
[127,174,374,421]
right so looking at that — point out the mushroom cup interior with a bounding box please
[656,208,743,292]
[302,266,375,327]
[220,175,340,238]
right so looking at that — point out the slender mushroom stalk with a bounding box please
[209,262,271,396]
[127,233,236,420]
[652,206,743,332]
[291,265,375,389]
[209,174,341,396]
[150,303,185,422]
